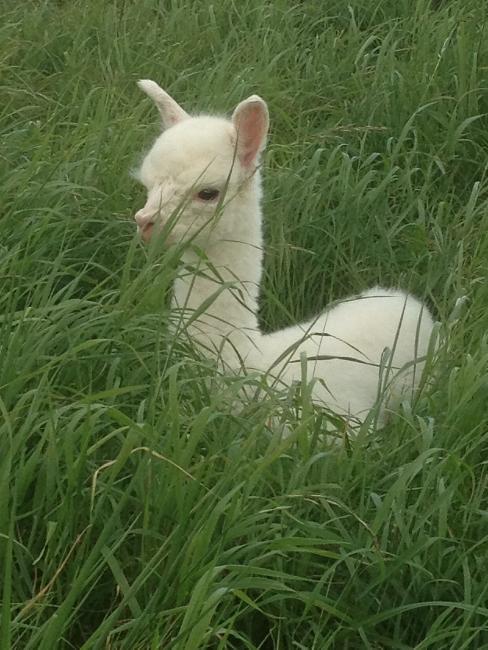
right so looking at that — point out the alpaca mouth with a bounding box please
[139,222,155,242]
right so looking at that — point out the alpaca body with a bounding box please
[134,80,434,425]
[173,249,433,423]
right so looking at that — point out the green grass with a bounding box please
[1,0,488,647]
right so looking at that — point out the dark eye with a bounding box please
[197,188,219,201]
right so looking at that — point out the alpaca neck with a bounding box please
[172,178,263,362]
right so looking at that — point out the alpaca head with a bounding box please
[134,80,269,246]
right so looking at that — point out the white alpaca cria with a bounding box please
[134,80,434,426]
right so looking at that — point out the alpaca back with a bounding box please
[248,288,434,424]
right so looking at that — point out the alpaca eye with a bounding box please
[197,188,219,201]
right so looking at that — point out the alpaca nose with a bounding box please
[134,208,154,227]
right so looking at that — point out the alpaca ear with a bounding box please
[232,95,269,168]
[137,79,190,129]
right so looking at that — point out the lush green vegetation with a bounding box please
[1,0,487,647]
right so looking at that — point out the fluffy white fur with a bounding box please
[134,79,434,426]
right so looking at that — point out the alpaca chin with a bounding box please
[139,222,154,242]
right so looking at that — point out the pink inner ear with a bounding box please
[236,104,266,168]
[167,108,181,126]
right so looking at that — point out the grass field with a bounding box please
[2,0,488,647]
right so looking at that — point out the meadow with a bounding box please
[1,0,488,647]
